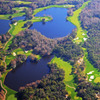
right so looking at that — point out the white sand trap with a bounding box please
[25,51,28,53]
[90,75,94,79]
[14,22,17,26]
[87,71,94,75]
[74,37,79,40]
[83,38,87,41]
[82,33,85,35]
[13,52,16,56]
[89,79,92,81]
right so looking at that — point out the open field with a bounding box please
[51,57,82,100]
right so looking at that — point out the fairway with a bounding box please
[67,0,91,44]
[83,48,100,83]
[51,57,82,100]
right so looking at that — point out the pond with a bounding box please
[29,7,76,38]
[4,55,54,91]
[0,16,25,35]
[0,19,10,35]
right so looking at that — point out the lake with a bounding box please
[29,7,76,38]
[4,55,54,91]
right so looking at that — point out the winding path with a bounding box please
[3,36,13,50]
[66,84,76,90]
[0,80,7,100]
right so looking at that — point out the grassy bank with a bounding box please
[0,70,17,100]
[51,57,82,100]
[67,0,91,44]
[83,48,100,83]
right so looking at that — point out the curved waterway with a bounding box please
[29,7,76,38]
[4,55,54,91]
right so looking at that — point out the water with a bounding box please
[29,8,76,38]
[12,16,25,21]
[4,55,54,91]
[0,16,25,35]
[0,19,10,35]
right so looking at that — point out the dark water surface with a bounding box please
[0,19,10,35]
[29,7,76,38]
[12,16,25,21]
[4,55,53,91]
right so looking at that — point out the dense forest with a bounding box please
[9,29,57,56]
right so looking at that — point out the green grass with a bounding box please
[13,1,33,4]
[7,94,17,100]
[3,0,32,4]
[10,20,26,35]
[83,48,100,83]
[5,55,16,66]
[94,77,100,83]
[51,57,82,100]
[67,0,91,44]
[0,12,25,20]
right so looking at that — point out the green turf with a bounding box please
[13,1,33,4]
[51,57,82,100]
[83,48,100,83]
[94,77,100,83]
[7,94,17,100]
[67,0,91,44]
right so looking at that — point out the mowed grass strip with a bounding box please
[94,77,100,83]
[83,48,100,83]
[67,0,91,44]
[51,57,82,100]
